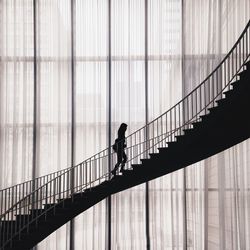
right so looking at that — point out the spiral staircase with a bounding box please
[0,21,250,250]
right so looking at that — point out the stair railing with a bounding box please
[0,19,250,250]
[0,169,69,218]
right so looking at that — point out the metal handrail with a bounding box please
[0,132,170,216]
[0,19,250,249]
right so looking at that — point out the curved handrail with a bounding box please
[1,19,250,249]
[0,132,167,218]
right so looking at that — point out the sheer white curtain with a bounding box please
[183,1,250,249]
[147,1,184,249]
[35,0,72,249]
[0,0,34,189]
[73,0,108,249]
[0,0,250,250]
[110,1,146,249]
[111,0,146,250]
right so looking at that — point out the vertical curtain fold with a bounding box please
[110,1,147,249]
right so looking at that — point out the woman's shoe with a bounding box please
[120,164,125,173]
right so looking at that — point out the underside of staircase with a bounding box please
[1,20,250,249]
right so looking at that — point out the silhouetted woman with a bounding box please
[111,123,128,176]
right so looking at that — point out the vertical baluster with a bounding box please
[9,189,12,238]
[203,83,206,115]
[98,156,100,184]
[135,131,137,164]
[196,89,198,121]
[246,28,249,56]
[212,74,214,107]
[177,103,182,135]
[228,54,230,89]
[225,61,229,91]
[8,188,10,222]
[199,84,202,116]
[191,94,193,124]
[174,107,176,139]
[170,110,172,141]
[207,79,210,109]
[160,116,163,147]
[93,157,95,186]
[151,122,153,153]
[243,33,245,63]
[80,162,84,186]
[235,46,237,74]
[235,45,238,75]
[187,97,190,128]
[50,175,52,205]
[139,131,141,164]
[85,162,87,189]
[89,161,91,188]
[231,50,234,81]
[15,186,17,234]
[4,189,9,242]
[63,170,66,199]
[166,112,168,143]
[39,186,42,218]
[217,70,219,98]
[239,37,242,68]
[155,119,157,151]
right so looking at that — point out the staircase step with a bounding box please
[183,128,193,135]
[121,169,134,177]
[174,135,186,143]
[44,203,60,210]
[223,89,234,98]
[238,69,250,79]
[244,60,250,70]
[71,192,90,200]
[83,186,99,193]
[29,209,45,216]
[231,80,241,88]
[131,164,143,171]
[5,238,29,249]
[215,98,227,106]
[157,147,168,154]
[200,114,210,121]
[167,141,177,147]
[99,180,110,187]
[15,214,31,222]
[56,197,82,206]
[192,121,203,129]
[207,106,218,113]
[1,219,27,232]
[140,158,151,165]
[72,193,90,200]
[1,230,28,240]
[149,153,159,159]
[111,174,124,179]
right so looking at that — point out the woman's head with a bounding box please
[118,123,128,137]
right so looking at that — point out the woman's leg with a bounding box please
[120,151,127,172]
[111,149,123,175]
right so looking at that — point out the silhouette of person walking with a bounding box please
[111,123,128,176]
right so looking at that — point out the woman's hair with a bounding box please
[118,123,128,138]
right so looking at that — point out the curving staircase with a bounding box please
[1,20,250,250]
